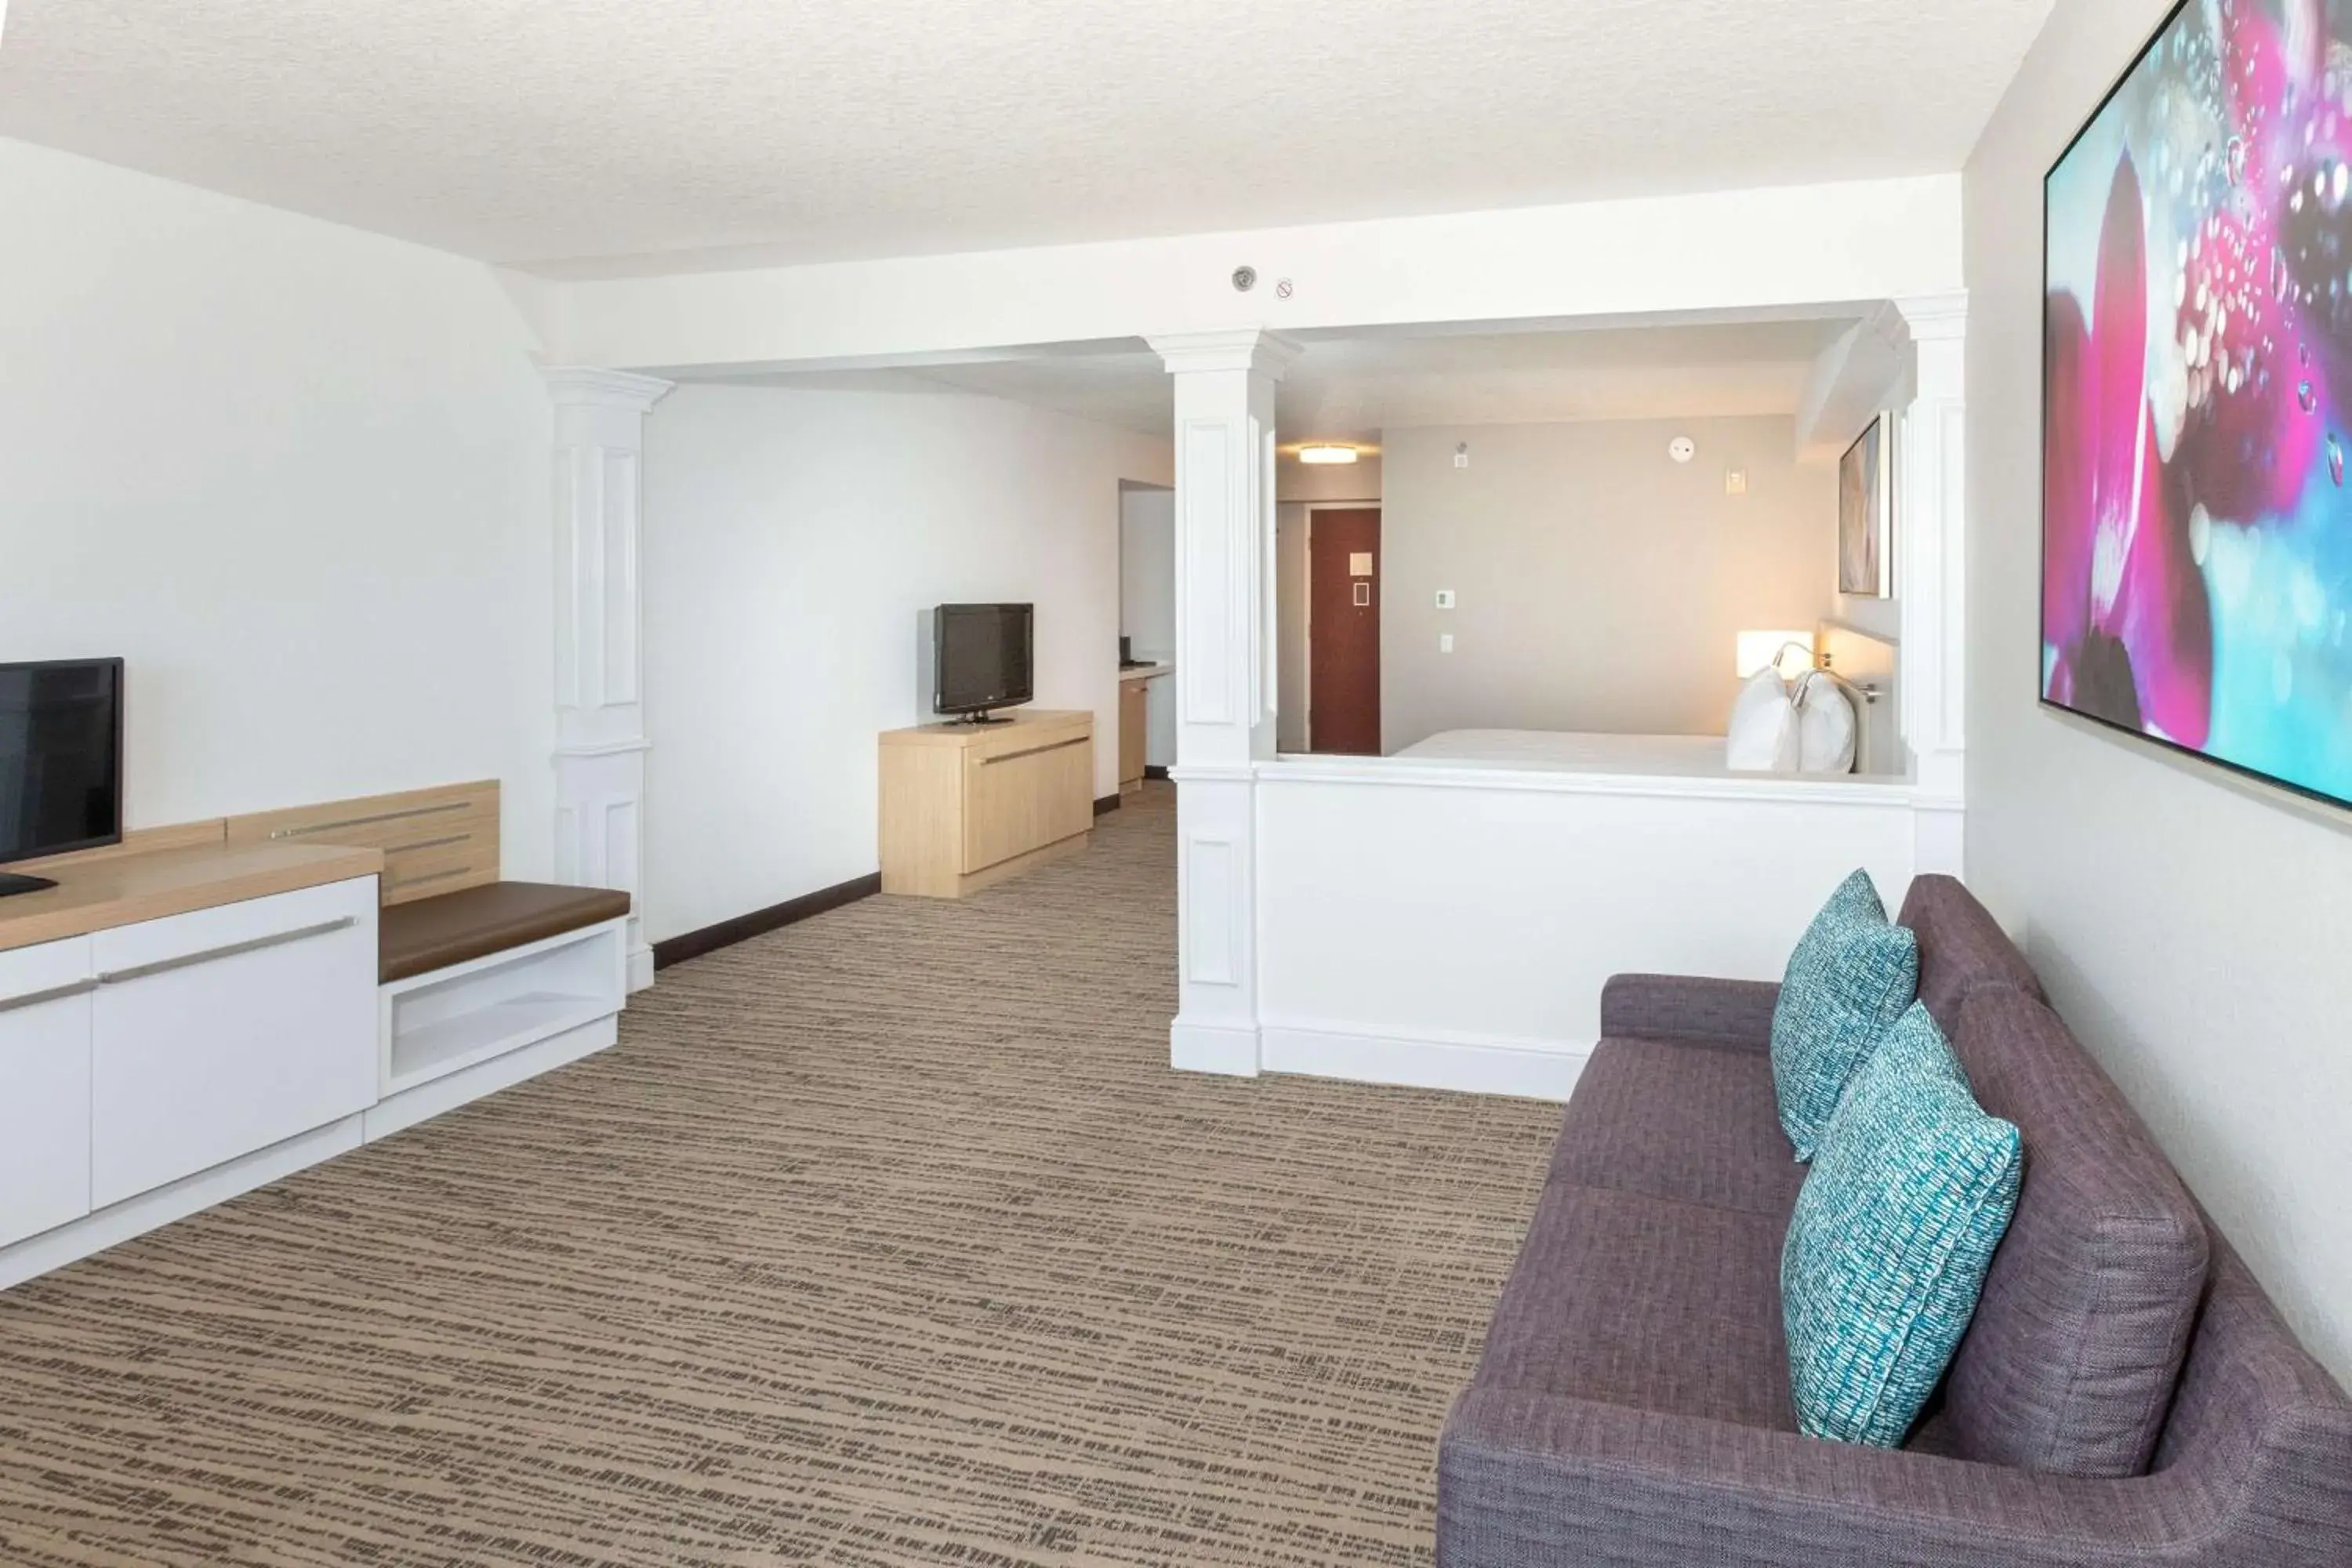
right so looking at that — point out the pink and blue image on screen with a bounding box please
[2045,0,2352,806]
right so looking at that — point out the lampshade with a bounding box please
[1736,630,1814,680]
[1297,444,1359,466]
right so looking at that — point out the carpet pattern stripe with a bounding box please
[0,785,1557,1566]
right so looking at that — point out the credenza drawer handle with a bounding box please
[97,916,358,986]
[0,978,100,1015]
[978,737,1090,766]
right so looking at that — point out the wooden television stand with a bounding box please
[879,710,1094,898]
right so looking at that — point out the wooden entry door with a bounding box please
[1308,509,1381,755]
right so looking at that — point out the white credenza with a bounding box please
[0,873,378,1283]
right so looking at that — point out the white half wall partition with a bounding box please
[545,367,673,992]
[1155,301,1969,1101]
[1254,762,1960,1099]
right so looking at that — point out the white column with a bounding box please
[1146,329,1300,1076]
[544,367,673,992]
[1892,293,1968,870]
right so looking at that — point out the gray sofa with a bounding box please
[1437,876,2352,1566]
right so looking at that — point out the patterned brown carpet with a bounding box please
[0,783,1559,1567]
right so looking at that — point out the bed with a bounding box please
[1392,624,1898,779]
[1392,729,1736,777]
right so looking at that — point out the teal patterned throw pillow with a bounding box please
[1781,1003,2024,1448]
[1770,869,1918,1160]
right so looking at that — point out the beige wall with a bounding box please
[1376,417,1837,752]
[1965,0,2352,1385]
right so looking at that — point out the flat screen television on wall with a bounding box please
[2045,0,2352,810]
[931,604,1035,724]
[0,659,125,887]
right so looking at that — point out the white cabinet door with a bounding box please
[0,936,96,1247]
[90,877,377,1208]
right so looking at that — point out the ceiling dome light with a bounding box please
[1298,444,1359,465]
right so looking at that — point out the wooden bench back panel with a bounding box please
[225,782,500,906]
[11,820,228,877]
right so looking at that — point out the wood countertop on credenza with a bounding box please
[0,839,386,953]
[879,709,1094,747]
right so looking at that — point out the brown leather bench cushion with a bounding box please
[379,880,631,983]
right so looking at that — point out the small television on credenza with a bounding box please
[0,658,126,897]
[923,604,1034,724]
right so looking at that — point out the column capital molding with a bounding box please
[543,365,676,412]
[1147,328,1305,379]
[1888,292,1969,343]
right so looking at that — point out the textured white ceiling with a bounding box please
[716,318,1863,441]
[0,0,2051,276]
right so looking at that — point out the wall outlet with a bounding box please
[1435,589,1457,609]
[1439,633,1456,654]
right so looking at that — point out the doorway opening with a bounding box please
[1305,506,1382,755]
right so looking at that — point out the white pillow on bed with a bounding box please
[1793,673,1857,775]
[1726,668,1800,772]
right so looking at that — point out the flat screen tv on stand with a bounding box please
[927,604,1035,725]
[0,658,126,898]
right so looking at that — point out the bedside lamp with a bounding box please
[1736,630,1815,680]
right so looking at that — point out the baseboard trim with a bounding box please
[1171,1019,1261,1076]
[0,1115,365,1291]
[365,1014,617,1143]
[1094,793,1122,816]
[1143,765,1170,781]
[1258,1021,1589,1102]
[652,873,883,970]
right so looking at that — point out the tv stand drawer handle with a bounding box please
[0,978,101,1015]
[978,737,1090,766]
[97,916,358,985]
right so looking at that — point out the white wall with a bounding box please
[1119,485,1176,658]
[0,139,557,869]
[1121,483,1178,769]
[1254,762,1946,1098]
[1378,418,1837,751]
[554,176,1967,372]
[1965,0,2352,1384]
[640,383,1171,942]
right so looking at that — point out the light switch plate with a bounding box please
[1439,633,1456,654]
[1726,469,1749,495]
[1435,590,1457,609]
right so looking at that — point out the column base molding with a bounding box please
[1171,1018,1261,1077]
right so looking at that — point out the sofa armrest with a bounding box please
[1439,1387,2187,1568]
[1599,974,1780,1051]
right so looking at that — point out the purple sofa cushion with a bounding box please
[1548,1037,1802,1217]
[1474,1183,1795,1431]
[1940,986,2209,1477]
[1897,873,2048,1037]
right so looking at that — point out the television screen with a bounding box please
[2045,0,2352,808]
[0,659,125,866]
[934,604,1034,716]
